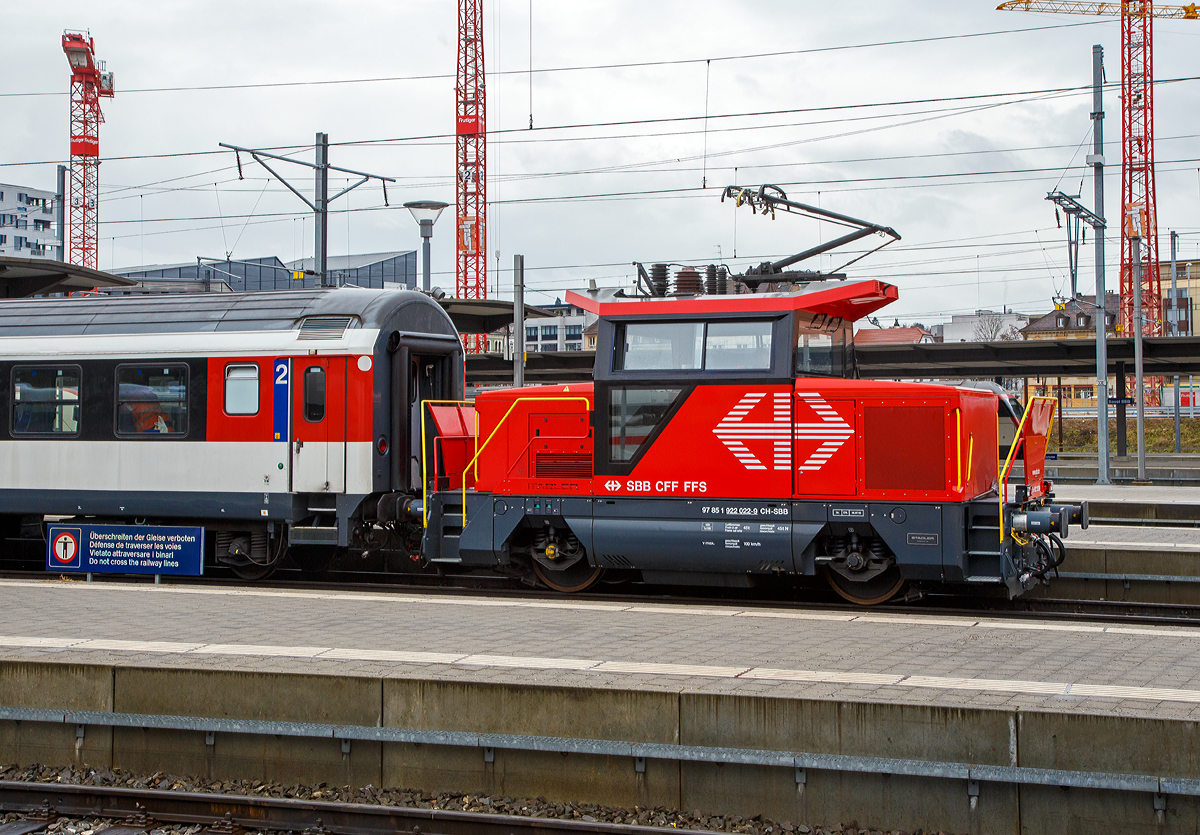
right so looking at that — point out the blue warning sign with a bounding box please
[46,524,204,576]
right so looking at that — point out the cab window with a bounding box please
[705,321,773,370]
[795,313,850,378]
[619,323,703,370]
[609,387,681,462]
[615,320,775,372]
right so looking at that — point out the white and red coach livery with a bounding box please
[0,288,463,577]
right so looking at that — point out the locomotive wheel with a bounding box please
[532,559,604,593]
[289,544,344,575]
[825,566,905,606]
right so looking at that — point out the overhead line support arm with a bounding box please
[218,137,395,288]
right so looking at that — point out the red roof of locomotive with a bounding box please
[566,279,898,323]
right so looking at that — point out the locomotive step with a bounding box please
[289,526,338,545]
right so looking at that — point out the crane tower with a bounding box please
[457,0,487,350]
[1119,4,1161,339]
[61,32,114,271]
[998,2,1199,340]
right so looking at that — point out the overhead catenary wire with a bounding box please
[90,130,1200,206]
[0,19,1113,99]
[91,153,1200,225]
[10,73,1200,171]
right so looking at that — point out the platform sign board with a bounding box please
[46,524,204,576]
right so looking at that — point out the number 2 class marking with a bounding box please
[275,364,288,385]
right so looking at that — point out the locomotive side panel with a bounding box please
[596,383,793,500]
[959,388,1000,499]
[793,393,856,498]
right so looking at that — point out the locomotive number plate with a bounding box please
[700,504,789,517]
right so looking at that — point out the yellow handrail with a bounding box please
[998,395,1058,544]
[459,396,592,525]
[954,409,963,492]
[966,434,975,483]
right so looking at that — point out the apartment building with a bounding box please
[523,299,592,353]
[0,183,62,260]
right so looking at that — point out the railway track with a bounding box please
[0,780,691,835]
[4,560,1200,628]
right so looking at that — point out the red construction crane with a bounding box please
[456,0,487,351]
[998,2,1198,341]
[61,31,114,271]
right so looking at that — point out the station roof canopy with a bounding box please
[855,336,1200,378]
[466,336,1200,386]
[0,256,137,299]
[437,297,553,334]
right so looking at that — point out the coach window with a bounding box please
[224,363,260,415]
[609,387,681,462]
[116,365,188,435]
[12,366,81,435]
[303,366,326,422]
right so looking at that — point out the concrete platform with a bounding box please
[1056,483,1200,511]
[2,578,1200,718]
[1045,453,1200,485]
[3,580,1200,832]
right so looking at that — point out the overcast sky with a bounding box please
[4,1,1200,323]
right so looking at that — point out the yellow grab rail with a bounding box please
[966,434,975,483]
[954,409,963,492]
[998,395,1058,544]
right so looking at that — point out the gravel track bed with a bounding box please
[0,764,956,835]
[1,813,215,835]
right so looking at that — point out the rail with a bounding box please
[0,706,1195,803]
[0,779,664,835]
[998,395,1058,544]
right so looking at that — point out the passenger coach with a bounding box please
[0,288,463,578]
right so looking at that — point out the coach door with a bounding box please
[292,357,346,493]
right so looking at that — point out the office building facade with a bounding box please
[0,183,62,260]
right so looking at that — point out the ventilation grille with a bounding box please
[297,315,354,340]
[602,553,634,569]
[535,452,593,479]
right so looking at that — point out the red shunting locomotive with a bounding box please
[419,187,1085,604]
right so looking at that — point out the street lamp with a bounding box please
[404,200,449,293]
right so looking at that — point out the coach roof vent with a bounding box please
[297,315,357,340]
